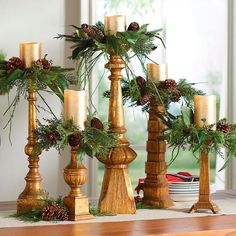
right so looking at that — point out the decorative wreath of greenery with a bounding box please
[104,77,204,111]
[56,21,164,87]
[161,107,236,170]
[34,116,119,160]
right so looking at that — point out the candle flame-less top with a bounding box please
[64,90,87,130]
[147,63,168,82]
[19,42,42,68]
[104,15,126,35]
[194,95,216,127]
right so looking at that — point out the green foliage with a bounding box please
[89,207,115,216]
[136,202,161,209]
[34,116,119,160]
[163,108,236,170]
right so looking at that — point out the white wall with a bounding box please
[0,0,79,201]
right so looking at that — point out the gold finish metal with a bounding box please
[189,151,220,214]
[17,89,46,214]
[63,146,94,221]
[142,101,174,208]
[97,54,136,214]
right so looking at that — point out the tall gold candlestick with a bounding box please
[17,42,46,214]
[97,53,136,214]
[142,63,173,208]
[189,95,219,214]
[63,90,93,221]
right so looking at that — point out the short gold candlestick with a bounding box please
[17,89,46,214]
[142,101,173,208]
[189,151,219,213]
[63,146,93,221]
[97,54,137,214]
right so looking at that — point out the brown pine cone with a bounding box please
[36,58,51,70]
[7,57,24,73]
[127,22,140,31]
[42,203,60,221]
[91,117,104,130]
[46,131,60,142]
[56,208,69,221]
[171,89,181,102]
[68,132,81,147]
[164,79,177,90]
[136,76,146,87]
[216,121,230,134]
[81,24,104,42]
[137,92,151,105]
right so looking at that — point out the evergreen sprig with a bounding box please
[34,116,119,160]
[163,107,236,170]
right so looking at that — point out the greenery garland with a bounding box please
[104,77,204,111]
[162,107,236,170]
[56,21,164,88]
[34,116,119,160]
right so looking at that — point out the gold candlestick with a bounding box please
[143,63,173,208]
[17,42,46,214]
[189,95,219,213]
[97,53,136,214]
[63,146,94,221]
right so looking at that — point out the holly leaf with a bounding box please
[181,106,193,126]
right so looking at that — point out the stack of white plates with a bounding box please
[169,181,199,202]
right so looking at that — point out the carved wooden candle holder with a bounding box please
[63,146,94,221]
[142,101,173,208]
[189,150,219,214]
[97,54,137,214]
[17,89,46,214]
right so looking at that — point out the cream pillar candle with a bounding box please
[147,63,168,82]
[19,42,42,68]
[64,90,87,130]
[104,15,126,35]
[194,95,216,127]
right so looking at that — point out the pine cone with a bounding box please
[81,24,104,42]
[137,92,151,105]
[7,57,24,73]
[42,203,60,221]
[164,79,177,90]
[68,132,81,147]
[171,89,181,102]
[91,117,104,130]
[136,76,146,87]
[217,121,230,134]
[56,208,69,221]
[127,22,140,31]
[46,131,60,142]
[36,58,51,70]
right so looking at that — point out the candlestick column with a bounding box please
[189,95,219,213]
[17,42,46,214]
[142,63,173,208]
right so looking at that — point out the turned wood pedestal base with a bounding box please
[189,151,220,214]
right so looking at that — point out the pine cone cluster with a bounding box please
[137,91,151,105]
[136,76,146,87]
[46,131,60,142]
[36,58,51,70]
[68,132,81,147]
[127,22,140,31]
[216,121,230,134]
[7,57,24,73]
[42,202,68,221]
[91,117,104,130]
[164,79,177,90]
[81,24,105,42]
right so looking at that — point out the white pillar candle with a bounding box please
[19,42,42,68]
[147,63,168,82]
[64,90,87,130]
[104,15,126,35]
[194,95,216,127]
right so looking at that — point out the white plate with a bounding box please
[169,181,199,185]
[169,191,199,194]
[170,193,199,202]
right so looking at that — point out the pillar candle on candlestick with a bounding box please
[104,15,126,35]
[64,90,87,130]
[194,95,216,127]
[19,42,42,68]
[147,63,168,82]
